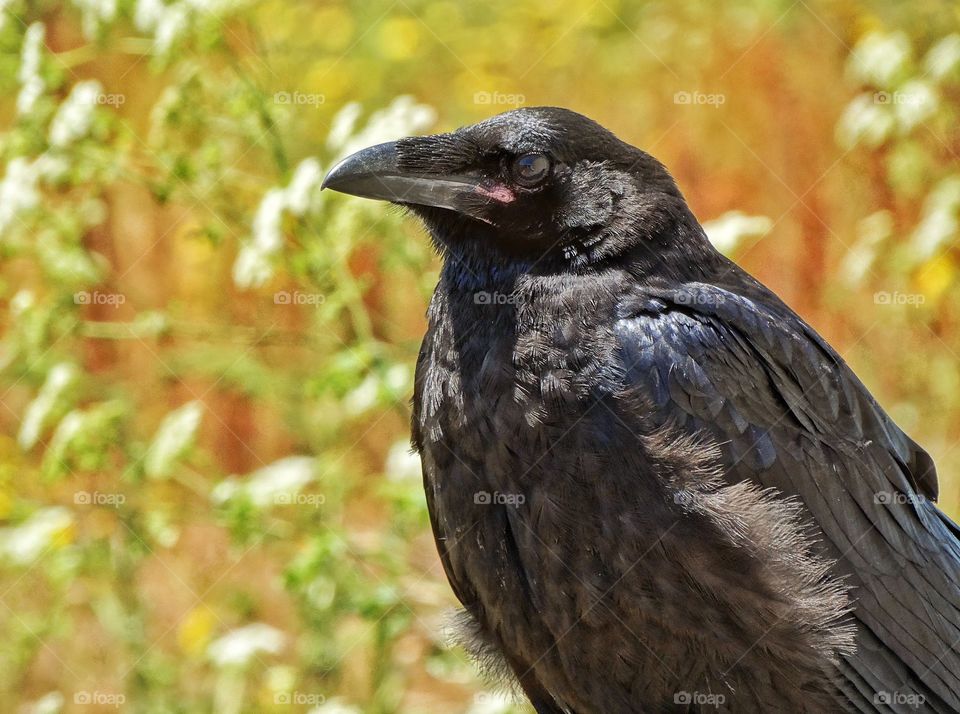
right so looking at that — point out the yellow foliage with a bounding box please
[378,17,423,61]
[178,606,217,657]
[917,254,956,302]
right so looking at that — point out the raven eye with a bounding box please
[511,153,551,186]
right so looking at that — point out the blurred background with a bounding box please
[0,0,959,712]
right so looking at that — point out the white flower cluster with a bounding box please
[384,440,422,482]
[0,507,73,565]
[912,176,960,260]
[1,80,99,239]
[21,691,64,714]
[232,158,323,288]
[18,363,78,450]
[328,95,437,161]
[49,80,103,148]
[207,623,286,668]
[702,210,772,255]
[233,97,436,289]
[841,211,893,286]
[144,400,204,478]
[17,22,46,116]
[308,700,361,714]
[3,26,112,238]
[926,34,960,80]
[466,691,516,714]
[135,0,238,57]
[71,0,118,40]
[837,31,953,149]
[846,31,912,88]
[212,456,317,508]
[0,158,42,239]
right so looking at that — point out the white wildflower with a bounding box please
[842,210,892,286]
[17,23,46,115]
[233,189,287,288]
[210,478,240,504]
[466,691,516,714]
[144,400,204,478]
[72,0,118,40]
[18,363,78,450]
[847,31,912,88]
[133,0,165,32]
[384,441,421,482]
[836,93,895,149]
[18,22,45,86]
[252,188,288,254]
[925,34,960,81]
[233,161,324,288]
[184,0,236,13]
[0,507,72,565]
[335,95,436,161]
[46,410,86,457]
[49,80,103,148]
[911,176,960,259]
[234,97,435,289]
[208,623,285,668]
[344,374,380,415]
[33,153,71,182]
[154,3,189,56]
[0,157,42,238]
[286,159,323,216]
[309,699,361,714]
[23,691,65,714]
[10,289,36,315]
[383,364,409,395]
[136,0,238,55]
[893,80,938,131]
[326,102,363,152]
[702,211,772,255]
[213,456,317,508]
[231,244,275,289]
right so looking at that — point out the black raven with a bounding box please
[322,107,960,713]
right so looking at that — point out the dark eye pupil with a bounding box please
[514,153,549,183]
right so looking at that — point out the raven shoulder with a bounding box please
[615,279,960,711]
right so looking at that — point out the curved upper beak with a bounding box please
[321,140,482,213]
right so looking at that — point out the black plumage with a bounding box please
[322,107,960,713]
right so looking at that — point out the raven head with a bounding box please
[323,107,702,270]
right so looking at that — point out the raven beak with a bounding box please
[322,141,484,213]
